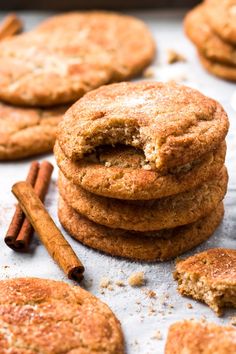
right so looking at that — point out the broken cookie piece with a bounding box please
[174,248,236,315]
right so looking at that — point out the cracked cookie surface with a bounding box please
[54,141,226,200]
[58,167,227,231]
[58,197,224,261]
[204,0,236,45]
[0,12,155,106]
[0,278,124,354]
[58,82,229,170]
[174,248,236,315]
[0,102,67,159]
[185,4,236,66]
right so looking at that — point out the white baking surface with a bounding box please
[0,10,236,353]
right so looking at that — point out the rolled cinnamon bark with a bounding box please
[0,14,23,40]
[5,161,39,250]
[12,181,84,282]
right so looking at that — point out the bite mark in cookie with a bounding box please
[174,248,236,315]
[54,140,226,200]
[58,82,229,170]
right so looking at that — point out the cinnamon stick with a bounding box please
[0,14,23,41]
[5,161,39,250]
[5,161,53,251]
[14,161,54,250]
[12,181,84,282]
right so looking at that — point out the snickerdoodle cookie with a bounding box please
[0,277,124,353]
[58,197,224,262]
[58,82,228,170]
[174,248,236,315]
[199,53,236,82]
[185,4,236,66]
[0,12,155,106]
[0,102,67,160]
[204,0,236,45]
[58,167,227,232]
[54,141,226,200]
[165,320,236,354]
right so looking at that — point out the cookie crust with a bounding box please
[58,167,228,232]
[205,0,236,45]
[54,141,226,200]
[0,12,155,106]
[199,53,236,82]
[0,277,124,353]
[58,197,224,262]
[165,320,236,354]
[174,248,236,315]
[185,4,236,66]
[58,82,229,170]
[0,102,67,160]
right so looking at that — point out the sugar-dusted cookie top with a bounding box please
[0,277,124,353]
[205,0,236,45]
[165,320,236,354]
[185,4,236,66]
[0,12,155,106]
[0,101,67,159]
[58,81,229,170]
[174,248,236,315]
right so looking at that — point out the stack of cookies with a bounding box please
[0,12,155,160]
[55,81,229,262]
[185,0,236,82]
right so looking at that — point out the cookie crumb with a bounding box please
[187,303,193,309]
[230,317,236,326]
[115,280,125,287]
[146,289,156,298]
[167,49,186,64]
[128,272,145,287]
[100,277,111,288]
[143,66,155,78]
[152,330,163,340]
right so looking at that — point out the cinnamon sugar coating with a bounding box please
[0,278,124,353]
[0,12,155,106]
[174,248,236,315]
[58,197,224,262]
[58,82,229,170]
[0,102,67,160]
[204,0,236,45]
[54,141,226,200]
[165,320,236,354]
[58,167,227,232]
[185,4,236,65]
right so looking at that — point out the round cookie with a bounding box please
[185,4,236,66]
[0,102,67,160]
[58,81,229,171]
[37,11,156,82]
[199,53,236,82]
[205,0,236,45]
[0,277,124,353]
[58,197,224,262]
[165,320,236,354]
[54,141,226,200]
[0,12,155,107]
[58,167,228,231]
